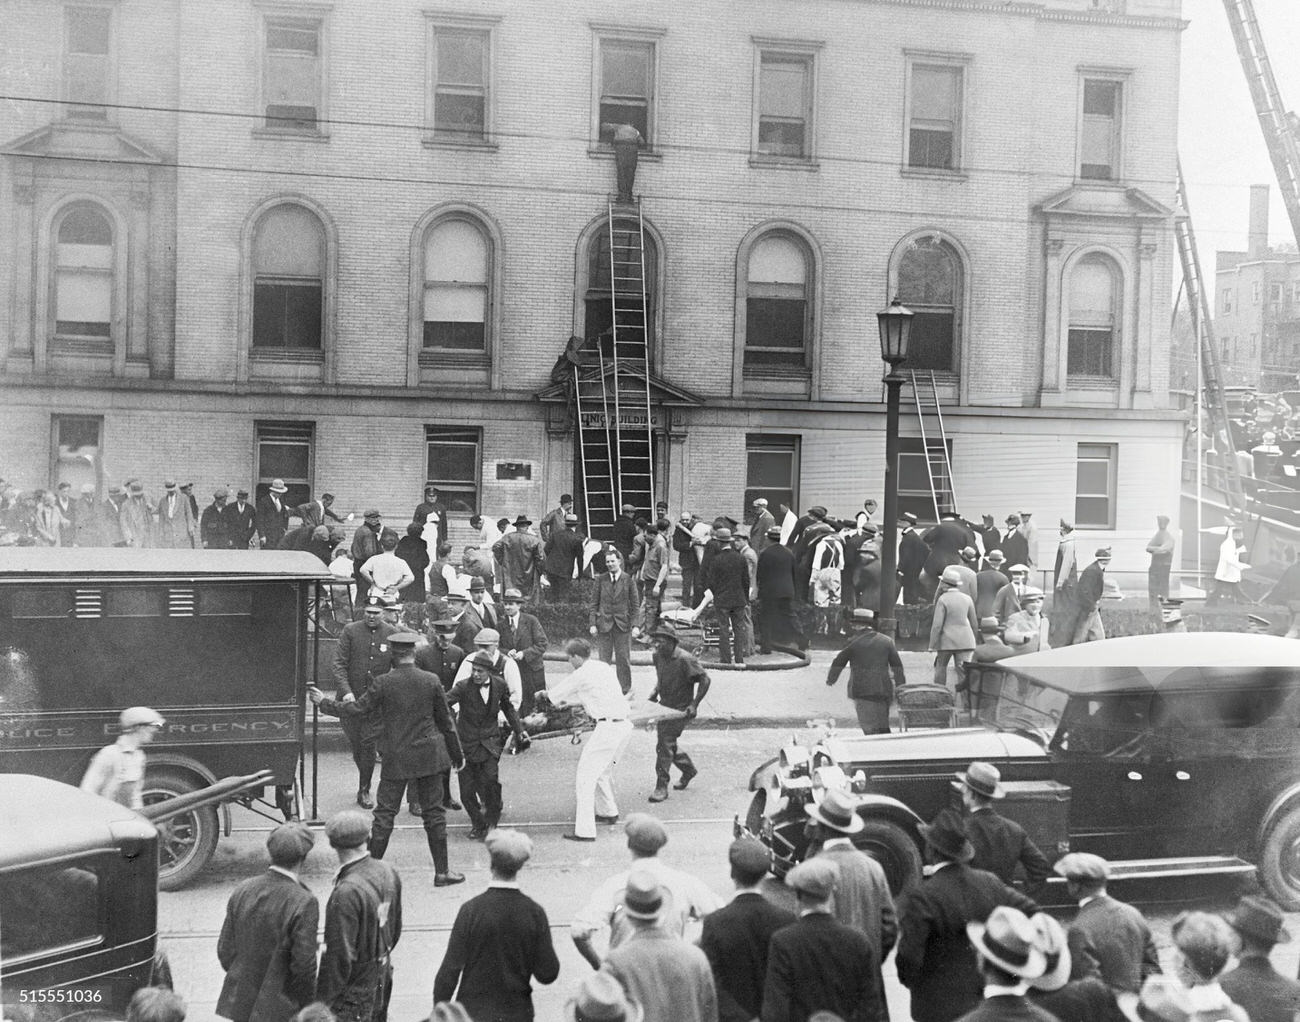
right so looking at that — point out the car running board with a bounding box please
[1045,855,1256,883]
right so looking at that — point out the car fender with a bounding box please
[146,753,234,838]
[855,792,926,835]
[749,756,780,792]
[1258,780,1300,848]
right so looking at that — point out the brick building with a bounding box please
[2,0,1188,567]
[1215,185,1300,393]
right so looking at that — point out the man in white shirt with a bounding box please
[451,628,522,708]
[538,638,635,843]
[80,705,165,809]
[360,532,416,600]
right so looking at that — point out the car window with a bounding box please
[972,670,1069,732]
[1052,693,1154,758]
[0,859,104,961]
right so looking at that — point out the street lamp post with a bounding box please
[876,297,914,638]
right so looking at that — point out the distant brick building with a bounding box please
[2,0,1188,567]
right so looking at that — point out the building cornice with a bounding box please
[845,0,1186,32]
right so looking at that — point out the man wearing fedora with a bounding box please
[826,608,905,735]
[543,512,586,599]
[957,763,1051,898]
[959,906,1052,1022]
[1053,852,1158,994]
[930,566,980,691]
[119,479,156,548]
[494,516,543,598]
[563,971,642,1022]
[1027,913,1130,1022]
[897,808,1038,1022]
[646,626,710,803]
[762,857,878,1022]
[500,588,548,716]
[157,479,197,549]
[699,838,796,1022]
[697,526,752,664]
[805,787,896,1022]
[256,478,291,550]
[756,525,805,653]
[539,494,573,545]
[1218,895,1300,1022]
[225,488,257,549]
[603,870,719,1022]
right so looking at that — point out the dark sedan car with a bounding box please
[741,633,1300,905]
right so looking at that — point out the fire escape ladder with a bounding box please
[909,369,958,521]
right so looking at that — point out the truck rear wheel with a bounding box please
[142,770,220,891]
[1260,803,1300,910]
[854,819,924,896]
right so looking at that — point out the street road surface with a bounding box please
[159,725,1286,1022]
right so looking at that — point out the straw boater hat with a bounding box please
[1028,913,1072,992]
[956,761,1005,799]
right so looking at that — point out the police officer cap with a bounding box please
[485,828,532,867]
[120,706,165,729]
[378,593,401,609]
[389,631,420,647]
[786,858,838,899]
[1053,851,1110,882]
[729,837,772,875]
[266,821,314,866]
[624,812,669,854]
[364,595,384,610]
[474,628,500,645]
[213,487,229,499]
[432,618,459,632]
[851,608,876,622]
[325,810,371,849]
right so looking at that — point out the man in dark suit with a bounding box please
[1219,895,1300,1022]
[331,599,396,809]
[433,829,559,1022]
[590,548,638,694]
[542,513,585,598]
[500,588,548,715]
[450,586,487,653]
[698,526,752,664]
[201,488,232,550]
[897,809,1039,1022]
[826,608,906,734]
[899,512,929,604]
[957,906,1055,1022]
[224,488,257,549]
[700,838,795,1022]
[999,516,1030,575]
[297,492,345,528]
[1068,549,1110,645]
[611,504,638,564]
[958,762,1051,898]
[756,527,805,652]
[311,633,466,885]
[1053,852,1158,994]
[216,823,319,1022]
[255,479,291,549]
[447,653,529,841]
[762,857,877,1022]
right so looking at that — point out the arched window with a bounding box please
[896,238,962,372]
[744,233,811,369]
[54,205,113,339]
[584,218,658,360]
[423,217,489,352]
[1067,254,1119,378]
[252,205,324,349]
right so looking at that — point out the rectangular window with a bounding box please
[198,587,254,617]
[106,588,165,618]
[597,38,654,144]
[426,426,481,515]
[252,281,323,348]
[51,414,102,496]
[255,421,313,507]
[757,52,812,159]
[1080,78,1121,181]
[1067,329,1114,377]
[908,64,962,170]
[431,27,488,140]
[1075,443,1117,529]
[745,298,807,364]
[744,434,800,513]
[1271,283,1283,301]
[0,859,104,962]
[263,17,322,131]
[1222,288,1232,314]
[898,437,954,523]
[65,6,111,120]
[12,589,72,620]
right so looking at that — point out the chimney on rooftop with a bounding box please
[1248,184,1269,258]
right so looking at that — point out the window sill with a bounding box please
[1065,375,1118,390]
[743,364,812,380]
[749,156,819,172]
[420,350,490,366]
[899,166,968,182]
[50,337,113,355]
[251,128,331,143]
[1073,177,1125,189]
[251,347,325,364]
[421,136,499,153]
[587,147,663,163]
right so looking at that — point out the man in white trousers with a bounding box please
[536,638,634,842]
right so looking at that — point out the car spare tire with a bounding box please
[141,769,220,891]
[1260,803,1300,911]
[853,818,924,896]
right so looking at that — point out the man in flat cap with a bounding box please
[202,488,233,549]
[451,627,522,708]
[751,498,776,555]
[646,626,710,803]
[447,652,529,841]
[1054,852,1158,995]
[224,489,257,549]
[217,823,318,1022]
[700,838,795,1022]
[571,812,722,967]
[434,830,559,1022]
[312,633,466,885]
[317,810,402,1022]
[762,858,878,1022]
[80,705,165,809]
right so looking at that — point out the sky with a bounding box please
[1179,0,1300,291]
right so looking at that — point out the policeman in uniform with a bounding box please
[312,634,466,887]
[317,810,402,1022]
[331,597,397,808]
[412,618,467,816]
[646,626,710,803]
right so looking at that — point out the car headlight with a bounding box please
[779,744,811,778]
[813,765,848,794]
